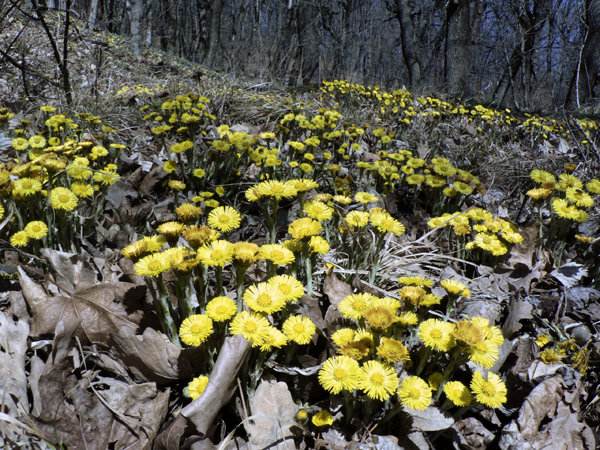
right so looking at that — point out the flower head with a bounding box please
[229,311,272,344]
[338,292,377,319]
[418,319,456,351]
[179,314,213,346]
[288,217,323,240]
[318,355,361,394]
[444,381,472,407]
[243,282,287,314]
[282,315,316,344]
[256,180,297,200]
[49,187,78,211]
[311,410,334,427]
[10,230,29,247]
[206,296,237,322]
[134,252,170,276]
[377,337,410,363]
[259,244,295,265]
[197,240,234,267]
[24,221,48,239]
[208,206,242,232]
[187,375,209,400]
[358,360,399,401]
[398,376,432,410]
[268,275,304,302]
[470,371,507,408]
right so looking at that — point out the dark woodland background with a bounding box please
[17,0,600,111]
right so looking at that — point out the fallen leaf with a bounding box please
[20,267,147,346]
[41,248,98,292]
[323,270,352,331]
[110,326,195,384]
[0,292,30,443]
[406,406,454,432]
[245,380,298,449]
[501,295,533,339]
[454,417,494,449]
[181,334,251,437]
[499,376,595,449]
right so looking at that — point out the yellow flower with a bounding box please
[282,315,316,344]
[398,376,432,410]
[49,187,78,211]
[288,217,323,240]
[377,337,410,363]
[259,244,295,265]
[157,221,186,238]
[288,178,319,193]
[444,381,472,407]
[176,203,202,222]
[344,211,370,229]
[526,187,553,200]
[470,371,507,408]
[243,282,287,314]
[308,236,330,254]
[163,160,177,173]
[586,179,600,194]
[207,206,241,232]
[229,311,271,344]
[253,326,288,352]
[552,197,574,219]
[10,230,29,247]
[24,221,48,239]
[441,279,470,297]
[134,252,170,276]
[256,180,297,200]
[398,285,426,305]
[12,177,42,197]
[557,173,583,191]
[12,137,29,150]
[318,355,360,394]
[331,328,355,347]
[418,319,456,351]
[398,276,433,288]
[168,180,186,191]
[303,200,334,221]
[183,225,220,249]
[28,135,46,148]
[358,360,399,401]
[369,210,405,235]
[193,168,206,178]
[268,275,304,302]
[530,169,555,184]
[233,241,261,264]
[566,188,594,208]
[187,375,209,400]
[197,240,234,267]
[206,296,237,322]
[338,292,377,319]
[363,305,395,330]
[179,314,213,346]
[468,340,500,369]
[71,182,94,198]
[355,191,379,204]
[311,410,334,427]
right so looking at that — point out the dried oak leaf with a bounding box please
[19,267,146,346]
[245,380,298,450]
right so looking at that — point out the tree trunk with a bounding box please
[446,0,472,96]
[87,0,99,29]
[204,0,223,66]
[386,0,423,87]
[578,0,600,103]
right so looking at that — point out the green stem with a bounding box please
[215,266,223,296]
[415,346,432,377]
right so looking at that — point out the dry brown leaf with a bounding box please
[0,292,31,444]
[245,380,298,450]
[501,295,533,339]
[41,248,98,291]
[499,376,596,449]
[322,270,352,331]
[181,334,251,437]
[110,326,195,384]
[406,406,454,432]
[20,267,146,346]
[454,417,494,449]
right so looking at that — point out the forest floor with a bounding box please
[1,12,600,450]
